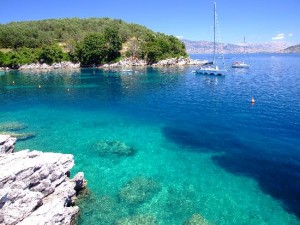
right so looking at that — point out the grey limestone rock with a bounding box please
[0,135,16,154]
[0,135,86,225]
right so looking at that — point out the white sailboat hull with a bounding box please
[196,67,226,76]
[195,1,227,77]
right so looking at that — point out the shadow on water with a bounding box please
[162,125,247,153]
[162,124,300,218]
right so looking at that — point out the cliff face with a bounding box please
[0,135,86,225]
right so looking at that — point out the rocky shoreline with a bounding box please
[0,57,206,72]
[0,62,80,71]
[101,56,205,68]
[0,135,86,225]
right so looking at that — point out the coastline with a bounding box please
[0,57,206,72]
[0,135,87,225]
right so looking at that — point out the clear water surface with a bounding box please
[0,54,299,225]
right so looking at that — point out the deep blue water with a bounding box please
[0,54,299,224]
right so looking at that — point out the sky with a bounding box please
[0,0,299,45]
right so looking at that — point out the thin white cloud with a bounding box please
[272,33,285,40]
[288,33,293,37]
[176,35,184,39]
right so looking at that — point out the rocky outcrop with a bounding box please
[18,61,80,70]
[152,57,205,66]
[100,56,205,68]
[0,135,16,154]
[101,57,147,68]
[0,135,86,225]
[0,67,10,71]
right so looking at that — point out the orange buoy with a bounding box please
[251,97,255,104]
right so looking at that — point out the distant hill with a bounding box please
[280,44,300,53]
[182,39,292,54]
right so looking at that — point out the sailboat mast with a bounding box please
[213,1,216,64]
[243,37,246,55]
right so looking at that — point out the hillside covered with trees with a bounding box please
[0,18,187,68]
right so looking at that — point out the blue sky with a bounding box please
[0,0,299,44]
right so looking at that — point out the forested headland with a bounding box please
[0,18,187,68]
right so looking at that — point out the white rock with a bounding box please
[0,135,16,154]
[0,135,86,225]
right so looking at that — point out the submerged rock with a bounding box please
[0,135,86,225]
[0,122,28,131]
[77,193,128,225]
[183,214,210,225]
[0,132,36,141]
[95,140,135,156]
[165,186,198,220]
[115,214,157,225]
[119,176,161,205]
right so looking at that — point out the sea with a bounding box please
[0,53,299,225]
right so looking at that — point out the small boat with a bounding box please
[196,1,227,76]
[232,61,249,69]
[232,37,250,69]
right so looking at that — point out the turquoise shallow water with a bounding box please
[0,54,300,224]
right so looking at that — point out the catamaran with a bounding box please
[232,37,250,69]
[196,0,227,76]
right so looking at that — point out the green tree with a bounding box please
[103,27,122,62]
[0,51,11,67]
[75,33,106,66]
[0,48,40,68]
[0,18,187,67]
[39,45,66,64]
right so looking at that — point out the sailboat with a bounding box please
[196,0,227,76]
[232,37,250,69]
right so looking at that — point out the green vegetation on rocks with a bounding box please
[0,18,187,68]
